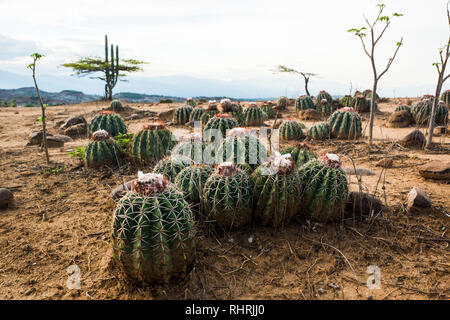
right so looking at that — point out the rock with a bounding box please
[64,123,87,138]
[386,110,412,128]
[28,131,53,145]
[61,116,87,129]
[128,113,141,120]
[110,180,134,201]
[0,188,13,208]
[345,192,383,216]
[375,158,393,168]
[44,136,66,148]
[398,129,426,149]
[418,161,450,180]
[52,134,73,142]
[342,167,376,176]
[298,109,322,121]
[158,109,175,122]
[406,187,431,213]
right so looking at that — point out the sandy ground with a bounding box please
[0,99,448,300]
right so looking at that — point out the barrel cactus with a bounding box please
[84,130,122,168]
[189,106,206,122]
[89,111,127,137]
[363,89,380,101]
[110,100,123,111]
[436,101,449,125]
[395,105,411,113]
[175,164,213,213]
[173,105,193,125]
[251,153,302,228]
[243,103,265,126]
[316,90,333,105]
[204,113,238,141]
[130,123,176,165]
[202,162,252,229]
[171,132,208,163]
[316,99,333,115]
[153,155,192,181]
[200,101,220,124]
[411,99,432,125]
[279,119,305,141]
[441,89,450,108]
[298,154,348,222]
[280,143,316,167]
[277,96,288,109]
[220,99,245,125]
[295,95,315,113]
[328,110,362,139]
[340,95,354,108]
[216,128,268,170]
[261,103,276,119]
[112,171,196,284]
[353,95,369,113]
[307,122,330,140]
[185,97,197,108]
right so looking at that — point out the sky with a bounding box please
[0,0,449,97]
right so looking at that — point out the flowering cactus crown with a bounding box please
[220,98,232,105]
[321,153,342,168]
[269,151,295,174]
[132,171,169,196]
[142,122,166,130]
[226,127,252,137]
[92,129,110,141]
[214,113,233,119]
[216,162,237,176]
[99,110,116,115]
[339,107,356,112]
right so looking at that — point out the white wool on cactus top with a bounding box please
[180,132,203,142]
[137,171,165,185]
[325,153,340,162]
[270,151,293,170]
[227,127,251,137]
[209,100,217,104]
[92,129,110,140]
[218,161,234,168]
[220,98,232,104]
[320,99,328,103]
[249,102,258,107]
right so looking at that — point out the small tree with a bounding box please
[28,53,49,164]
[348,4,403,145]
[62,35,147,100]
[426,1,450,149]
[274,65,317,96]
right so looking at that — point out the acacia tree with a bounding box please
[62,35,146,100]
[274,65,317,96]
[348,4,403,145]
[28,53,49,164]
[426,1,450,149]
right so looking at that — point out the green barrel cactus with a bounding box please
[340,95,354,108]
[353,95,369,113]
[110,100,123,111]
[173,105,193,125]
[216,128,268,170]
[204,113,238,141]
[220,99,245,125]
[395,105,411,113]
[130,123,176,165]
[200,101,220,124]
[295,95,315,113]
[261,103,276,119]
[436,101,449,125]
[307,122,330,140]
[316,99,333,115]
[316,90,333,105]
[280,143,316,167]
[298,153,348,222]
[279,119,305,141]
[277,96,288,109]
[89,111,127,137]
[171,132,208,163]
[174,164,213,213]
[328,110,362,139]
[363,89,380,101]
[251,153,302,228]
[243,103,265,126]
[112,171,196,284]
[189,106,206,122]
[441,89,450,108]
[202,162,252,229]
[411,99,432,125]
[84,130,122,168]
[153,155,192,181]
[185,97,197,108]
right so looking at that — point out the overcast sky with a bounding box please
[0,0,449,96]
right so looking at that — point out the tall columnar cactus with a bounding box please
[243,103,265,126]
[328,110,362,139]
[112,171,196,284]
[251,153,302,228]
[277,96,288,109]
[395,105,411,113]
[441,89,450,108]
[185,97,197,108]
[411,99,432,125]
[89,111,127,137]
[316,99,333,115]
[340,95,354,108]
[153,155,192,181]
[189,106,206,122]
[173,105,193,125]
[295,95,315,113]
[436,101,449,125]
[130,123,176,165]
[280,143,316,167]
[279,119,305,141]
[200,101,220,124]
[204,113,238,141]
[171,132,207,163]
[307,122,330,140]
[353,95,369,113]
[175,165,213,213]
[316,90,333,105]
[298,154,348,222]
[84,130,122,168]
[110,100,123,111]
[202,162,252,229]
[216,128,268,170]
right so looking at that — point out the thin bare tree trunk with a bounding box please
[32,72,50,164]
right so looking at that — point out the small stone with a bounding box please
[386,110,412,128]
[28,131,53,145]
[345,192,383,217]
[128,113,141,120]
[406,187,431,214]
[61,116,87,129]
[110,180,134,201]
[64,123,87,138]
[52,134,73,142]
[0,188,13,208]
[418,161,450,180]
[375,158,393,168]
[398,129,426,149]
[158,109,175,122]
[342,167,376,176]
[298,109,322,121]
[44,136,66,148]
[318,288,326,295]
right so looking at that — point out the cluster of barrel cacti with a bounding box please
[173,105,193,125]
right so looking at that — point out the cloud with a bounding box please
[0,34,39,59]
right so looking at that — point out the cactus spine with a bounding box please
[298,154,348,222]
[279,119,305,141]
[243,104,265,126]
[307,122,330,140]
[411,99,432,125]
[84,130,122,168]
[110,100,123,111]
[261,103,276,119]
[173,105,193,125]
[339,95,354,108]
[175,165,212,213]
[89,111,127,137]
[153,156,192,181]
[204,114,238,141]
[328,110,362,139]
[112,172,196,284]
[189,106,206,122]
[295,95,315,113]
[280,143,316,167]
